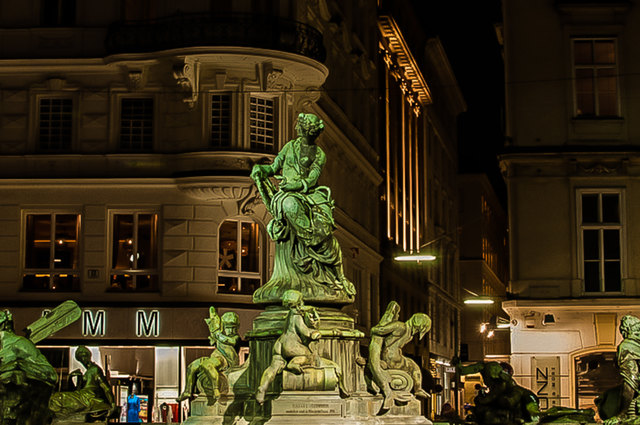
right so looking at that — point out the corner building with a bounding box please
[500,0,640,412]
[0,0,381,421]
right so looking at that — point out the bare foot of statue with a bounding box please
[175,392,194,403]
[255,389,266,405]
[414,389,430,399]
[381,392,395,411]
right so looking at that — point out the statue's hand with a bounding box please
[310,331,321,340]
[251,165,269,181]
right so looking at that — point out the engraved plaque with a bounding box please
[272,400,343,416]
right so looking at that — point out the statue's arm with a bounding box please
[301,147,326,191]
[251,143,289,180]
[371,321,401,337]
[215,331,239,346]
[294,315,320,340]
[458,362,485,376]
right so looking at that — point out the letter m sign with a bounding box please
[82,310,106,337]
[136,310,160,337]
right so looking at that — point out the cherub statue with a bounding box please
[367,301,431,411]
[255,289,348,404]
[177,308,240,406]
[597,315,640,425]
[0,310,58,425]
[49,346,116,421]
[250,112,355,305]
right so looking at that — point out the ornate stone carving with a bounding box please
[266,69,293,91]
[579,162,618,175]
[173,58,200,109]
[127,69,146,91]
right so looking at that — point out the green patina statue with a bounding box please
[0,309,58,425]
[177,307,240,406]
[456,359,594,425]
[454,359,540,425]
[49,346,116,421]
[367,301,431,412]
[255,289,348,404]
[597,315,640,425]
[250,113,355,305]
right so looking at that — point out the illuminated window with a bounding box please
[23,213,80,291]
[218,219,261,295]
[573,38,618,117]
[110,212,158,291]
[249,96,276,152]
[120,98,153,151]
[579,190,623,293]
[211,93,231,148]
[38,98,73,151]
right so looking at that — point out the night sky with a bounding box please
[419,0,506,204]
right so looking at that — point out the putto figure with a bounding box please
[367,301,431,411]
[255,290,347,404]
[251,113,355,305]
[177,307,240,406]
[597,315,640,425]
[49,346,116,421]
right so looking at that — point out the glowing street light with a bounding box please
[463,297,495,305]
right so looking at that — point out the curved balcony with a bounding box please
[105,12,326,62]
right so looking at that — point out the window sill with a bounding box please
[570,116,625,138]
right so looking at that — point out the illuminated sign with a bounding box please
[136,310,160,337]
[82,310,106,337]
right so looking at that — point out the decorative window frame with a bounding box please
[244,92,283,153]
[570,36,621,118]
[204,90,236,149]
[28,87,80,153]
[20,209,82,292]
[107,208,160,292]
[109,92,158,151]
[575,187,626,295]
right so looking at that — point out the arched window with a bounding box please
[217,218,262,294]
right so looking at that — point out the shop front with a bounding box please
[6,305,259,422]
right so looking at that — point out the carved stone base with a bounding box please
[184,391,432,425]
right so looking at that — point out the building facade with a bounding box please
[0,0,381,421]
[378,0,466,415]
[500,0,640,411]
[458,173,509,365]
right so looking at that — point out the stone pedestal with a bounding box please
[183,305,432,425]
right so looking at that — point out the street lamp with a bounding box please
[393,233,450,262]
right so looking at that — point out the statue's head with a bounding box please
[295,113,324,138]
[282,289,304,311]
[303,307,320,330]
[620,315,640,339]
[485,361,506,380]
[220,311,240,336]
[408,313,431,340]
[0,310,14,332]
[75,345,92,364]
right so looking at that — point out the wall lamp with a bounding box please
[393,234,450,263]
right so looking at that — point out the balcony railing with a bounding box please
[105,12,326,62]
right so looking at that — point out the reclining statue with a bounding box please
[455,359,540,425]
[367,301,431,412]
[597,315,640,425]
[255,289,348,404]
[49,346,116,421]
[177,308,240,406]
